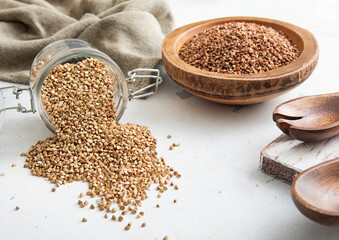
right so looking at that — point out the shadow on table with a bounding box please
[152,63,282,134]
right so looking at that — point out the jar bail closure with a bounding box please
[126,68,162,100]
[0,86,36,114]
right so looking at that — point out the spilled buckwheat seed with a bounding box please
[23,58,179,227]
[179,22,300,74]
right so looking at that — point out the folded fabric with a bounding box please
[0,0,174,84]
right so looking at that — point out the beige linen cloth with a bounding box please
[0,0,174,84]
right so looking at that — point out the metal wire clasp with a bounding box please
[126,68,162,100]
[0,86,36,113]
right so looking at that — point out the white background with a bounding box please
[1,0,339,239]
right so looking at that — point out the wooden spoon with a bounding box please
[273,92,339,142]
[291,158,339,226]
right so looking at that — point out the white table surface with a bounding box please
[1,0,339,239]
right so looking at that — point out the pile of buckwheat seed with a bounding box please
[178,22,300,74]
[23,58,179,229]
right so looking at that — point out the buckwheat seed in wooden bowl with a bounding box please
[23,57,179,227]
[178,22,300,74]
[162,17,319,105]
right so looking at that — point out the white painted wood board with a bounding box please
[260,134,339,184]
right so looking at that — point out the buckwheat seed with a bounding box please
[22,57,180,229]
[179,22,300,74]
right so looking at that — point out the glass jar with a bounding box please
[0,39,162,133]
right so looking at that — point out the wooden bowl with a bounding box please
[162,17,319,105]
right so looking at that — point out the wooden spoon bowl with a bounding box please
[291,158,339,226]
[162,17,319,105]
[273,92,339,142]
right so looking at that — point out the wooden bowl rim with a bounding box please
[291,158,339,217]
[162,16,319,82]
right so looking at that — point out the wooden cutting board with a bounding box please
[260,134,339,184]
